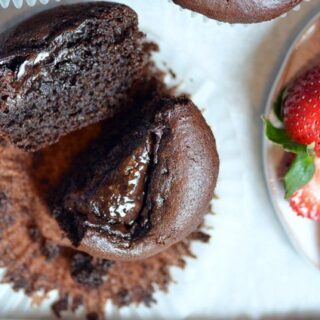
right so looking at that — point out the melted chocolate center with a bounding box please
[86,139,151,226]
[54,126,159,247]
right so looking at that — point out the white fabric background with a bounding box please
[1,0,320,319]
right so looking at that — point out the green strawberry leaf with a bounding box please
[273,88,286,122]
[263,118,289,143]
[284,153,315,199]
[263,118,309,154]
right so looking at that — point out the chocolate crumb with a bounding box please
[168,68,177,79]
[42,241,60,261]
[143,42,159,53]
[0,192,7,208]
[116,289,131,306]
[52,295,69,318]
[0,212,14,232]
[8,272,29,292]
[28,224,42,242]
[70,253,113,288]
[71,295,83,312]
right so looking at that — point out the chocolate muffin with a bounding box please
[0,2,149,151]
[172,0,303,23]
[0,131,210,318]
[50,96,219,261]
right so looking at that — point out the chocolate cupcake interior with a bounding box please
[0,2,149,151]
[50,107,157,247]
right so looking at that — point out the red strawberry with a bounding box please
[290,159,320,220]
[283,65,320,156]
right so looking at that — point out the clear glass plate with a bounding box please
[263,10,320,269]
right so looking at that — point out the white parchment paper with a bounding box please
[0,0,320,319]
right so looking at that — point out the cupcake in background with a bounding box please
[172,0,303,23]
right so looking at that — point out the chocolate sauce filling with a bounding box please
[52,113,165,248]
[84,138,151,226]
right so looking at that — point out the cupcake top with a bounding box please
[0,2,134,58]
[173,0,303,23]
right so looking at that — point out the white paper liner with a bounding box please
[0,0,60,8]
[0,1,244,318]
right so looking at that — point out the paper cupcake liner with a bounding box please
[0,0,59,8]
[0,2,245,319]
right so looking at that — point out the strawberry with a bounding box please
[289,158,320,220]
[283,65,320,156]
[264,66,320,220]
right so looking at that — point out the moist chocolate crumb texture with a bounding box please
[173,0,303,23]
[0,2,220,319]
[0,2,148,151]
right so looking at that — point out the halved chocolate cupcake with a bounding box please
[0,2,149,151]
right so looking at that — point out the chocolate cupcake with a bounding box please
[49,96,219,261]
[0,131,211,318]
[0,2,149,151]
[172,0,303,23]
[0,89,218,319]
